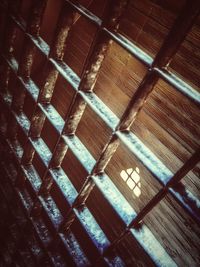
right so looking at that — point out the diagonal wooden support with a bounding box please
[0,0,199,265]
[103,148,200,254]
[63,0,129,134]
[118,0,200,131]
[47,0,129,172]
[5,0,47,140]
[39,3,77,104]
[25,3,77,146]
[55,0,129,232]
[17,0,47,79]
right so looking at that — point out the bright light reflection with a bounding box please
[120,167,141,197]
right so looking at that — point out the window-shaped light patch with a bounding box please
[120,167,141,197]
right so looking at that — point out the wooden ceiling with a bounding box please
[0,0,200,266]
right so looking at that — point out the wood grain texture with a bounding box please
[0,0,200,266]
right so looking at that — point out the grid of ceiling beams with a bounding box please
[0,0,200,266]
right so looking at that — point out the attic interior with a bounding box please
[0,0,200,266]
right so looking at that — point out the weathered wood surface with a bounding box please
[0,0,200,266]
